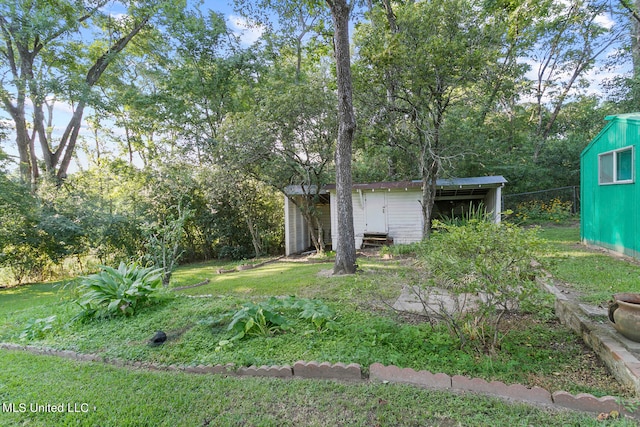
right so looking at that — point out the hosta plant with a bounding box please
[75,262,167,319]
[19,315,58,341]
[210,297,336,350]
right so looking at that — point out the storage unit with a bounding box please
[581,113,640,258]
[284,176,507,255]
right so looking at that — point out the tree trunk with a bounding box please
[327,0,357,275]
[245,215,263,257]
[420,162,439,239]
[290,196,325,254]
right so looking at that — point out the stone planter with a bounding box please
[608,293,640,343]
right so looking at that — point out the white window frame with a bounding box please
[598,146,634,185]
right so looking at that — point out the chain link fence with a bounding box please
[503,186,580,220]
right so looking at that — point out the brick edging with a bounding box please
[369,363,638,419]
[0,343,637,420]
[538,277,640,397]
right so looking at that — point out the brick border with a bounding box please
[539,278,640,397]
[1,343,637,420]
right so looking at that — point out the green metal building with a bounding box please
[581,113,639,258]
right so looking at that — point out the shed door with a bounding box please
[365,192,387,233]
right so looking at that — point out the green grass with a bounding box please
[172,260,334,296]
[1,242,639,424]
[0,349,627,427]
[540,225,640,305]
[0,282,68,317]
[0,258,628,397]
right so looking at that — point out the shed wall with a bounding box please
[284,196,310,256]
[386,190,424,244]
[581,117,640,258]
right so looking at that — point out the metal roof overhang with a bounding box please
[286,176,507,197]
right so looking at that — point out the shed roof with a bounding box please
[283,185,327,196]
[325,176,507,191]
[285,176,507,196]
[604,112,640,122]
[581,112,640,158]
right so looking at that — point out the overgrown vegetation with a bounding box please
[74,262,169,319]
[382,219,549,353]
[414,220,547,353]
[0,253,632,399]
[515,198,574,224]
[208,296,336,351]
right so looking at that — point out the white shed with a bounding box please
[284,176,507,255]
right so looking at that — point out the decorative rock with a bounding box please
[149,330,167,346]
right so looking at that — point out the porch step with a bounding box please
[362,232,393,248]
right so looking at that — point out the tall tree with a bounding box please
[326,0,357,274]
[356,0,501,237]
[528,0,622,159]
[232,0,356,271]
[221,70,336,254]
[0,0,183,184]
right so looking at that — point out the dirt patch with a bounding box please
[317,269,335,278]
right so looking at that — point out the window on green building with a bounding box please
[599,146,634,185]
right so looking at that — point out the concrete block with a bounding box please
[552,391,620,414]
[203,363,236,375]
[293,361,362,380]
[58,350,76,359]
[369,363,451,390]
[237,365,293,378]
[0,343,23,351]
[451,375,551,404]
[182,365,209,374]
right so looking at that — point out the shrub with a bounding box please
[419,220,546,353]
[515,198,573,223]
[19,315,58,340]
[74,262,167,319]
[217,245,250,261]
[210,297,336,350]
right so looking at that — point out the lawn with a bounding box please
[0,349,617,427]
[540,225,640,305]
[0,229,639,425]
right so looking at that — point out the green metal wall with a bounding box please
[580,113,640,259]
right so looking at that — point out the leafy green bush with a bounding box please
[515,198,573,223]
[420,220,546,353]
[279,296,336,330]
[217,245,250,260]
[74,262,168,319]
[19,315,58,340]
[210,296,336,350]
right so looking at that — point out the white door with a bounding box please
[365,192,387,233]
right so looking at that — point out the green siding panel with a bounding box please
[580,113,640,259]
